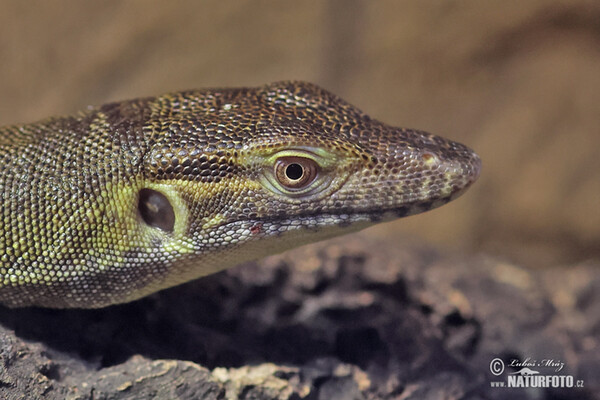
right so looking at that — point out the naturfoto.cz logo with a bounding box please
[488,357,584,389]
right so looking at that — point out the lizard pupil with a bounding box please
[285,163,304,180]
[138,188,175,232]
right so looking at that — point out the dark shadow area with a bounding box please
[0,256,416,372]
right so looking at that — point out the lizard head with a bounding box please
[0,81,480,308]
[133,81,480,295]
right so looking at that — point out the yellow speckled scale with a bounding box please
[0,81,480,308]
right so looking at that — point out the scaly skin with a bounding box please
[0,81,480,308]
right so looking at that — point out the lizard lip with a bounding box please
[254,200,450,227]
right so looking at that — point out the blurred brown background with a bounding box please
[0,0,598,268]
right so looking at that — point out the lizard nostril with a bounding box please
[138,188,175,232]
[421,152,438,166]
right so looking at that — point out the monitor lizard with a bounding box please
[0,81,480,308]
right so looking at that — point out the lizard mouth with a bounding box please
[249,197,452,231]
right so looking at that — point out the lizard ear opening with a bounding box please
[138,188,175,232]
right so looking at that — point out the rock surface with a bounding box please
[0,236,597,399]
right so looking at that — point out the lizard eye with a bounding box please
[274,156,319,189]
